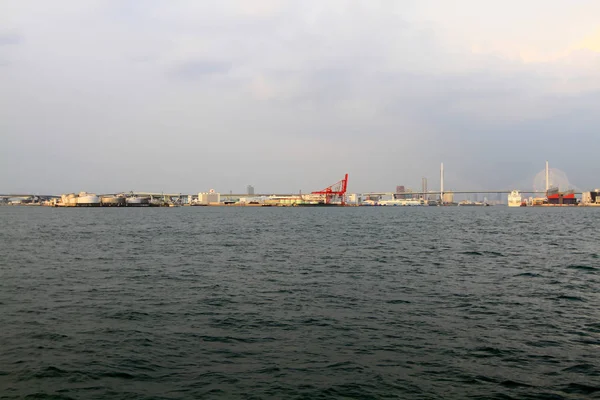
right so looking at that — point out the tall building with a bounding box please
[421,177,428,200]
[396,185,405,199]
[443,192,454,204]
[247,185,255,195]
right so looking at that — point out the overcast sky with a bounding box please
[1,0,599,194]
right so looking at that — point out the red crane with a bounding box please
[311,174,349,205]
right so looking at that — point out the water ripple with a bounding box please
[1,206,599,399]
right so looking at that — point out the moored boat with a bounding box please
[508,190,522,207]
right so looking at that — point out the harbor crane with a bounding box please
[311,174,349,205]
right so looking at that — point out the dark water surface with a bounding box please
[1,206,599,399]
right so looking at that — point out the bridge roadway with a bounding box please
[1,190,582,199]
[0,194,60,199]
[364,190,557,196]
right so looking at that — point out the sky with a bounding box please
[1,0,599,194]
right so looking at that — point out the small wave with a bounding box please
[525,339,561,348]
[500,379,533,388]
[29,332,69,341]
[23,366,69,380]
[566,264,597,271]
[387,299,411,304]
[461,251,505,257]
[100,371,135,379]
[24,393,76,400]
[107,310,150,321]
[584,322,600,333]
[254,366,281,374]
[562,364,598,374]
[472,346,513,358]
[324,361,364,372]
[486,251,506,257]
[561,382,600,395]
[514,272,541,277]
[473,375,498,383]
[555,295,585,302]
[300,318,332,327]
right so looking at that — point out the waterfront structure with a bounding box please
[60,194,78,207]
[347,194,361,205]
[396,185,405,199]
[442,192,454,204]
[582,190,600,205]
[77,192,101,207]
[126,196,150,207]
[247,185,255,195]
[198,190,220,205]
[100,195,125,207]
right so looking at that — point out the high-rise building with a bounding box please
[247,185,255,195]
[443,192,454,204]
[422,177,428,200]
[396,185,405,199]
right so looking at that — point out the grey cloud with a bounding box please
[170,60,232,79]
[1,1,599,194]
[0,33,22,46]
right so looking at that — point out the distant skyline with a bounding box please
[1,1,599,194]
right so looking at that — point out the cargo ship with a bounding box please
[546,187,577,205]
[508,190,523,207]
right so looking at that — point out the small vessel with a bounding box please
[508,190,522,207]
[458,200,490,207]
[379,198,426,206]
[149,198,166,207]
[77,192,101,207]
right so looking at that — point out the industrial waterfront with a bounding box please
[2,162,600,208]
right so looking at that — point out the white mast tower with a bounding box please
[545,160,549,192]
[440,162,444,204]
